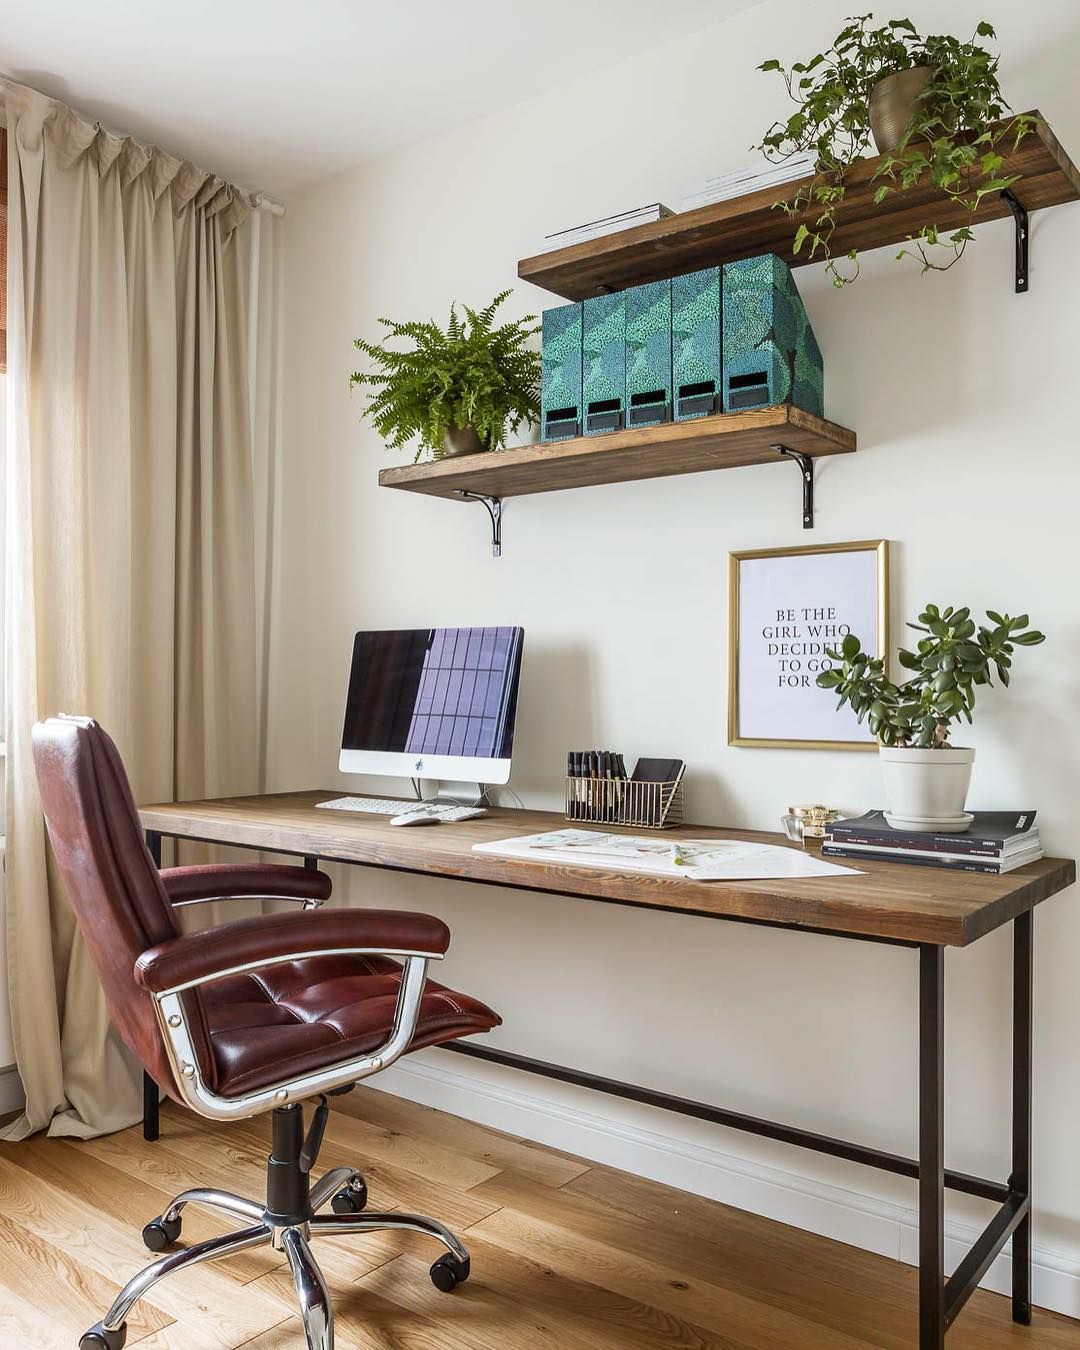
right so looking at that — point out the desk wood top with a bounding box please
[139,791,1075,948]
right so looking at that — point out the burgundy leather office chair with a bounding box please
[32,716,501,1350]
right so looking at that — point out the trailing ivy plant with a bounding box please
[351,289,540,461]
[816,604,1044,748]
[756,15,1035,285]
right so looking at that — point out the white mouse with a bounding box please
[389,810,442,827]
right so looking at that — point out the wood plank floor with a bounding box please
[0,1090,1077,1348]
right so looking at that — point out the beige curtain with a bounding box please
[3,81,281,1137]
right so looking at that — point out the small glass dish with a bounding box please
[781,804,841,847]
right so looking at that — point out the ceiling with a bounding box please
[0,0,765,197]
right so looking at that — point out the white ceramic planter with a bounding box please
[879,746,975,832]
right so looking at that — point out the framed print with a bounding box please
[728,540,889,750]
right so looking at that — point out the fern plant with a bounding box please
[350,290,541,461]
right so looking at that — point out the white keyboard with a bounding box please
[316,796,487,822]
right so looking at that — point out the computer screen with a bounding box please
[338,627,524,784]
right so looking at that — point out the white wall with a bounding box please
[275,0,1080,1309]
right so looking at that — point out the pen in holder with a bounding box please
[564,752,685,830]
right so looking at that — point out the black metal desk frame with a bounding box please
[142,827,1034,1349]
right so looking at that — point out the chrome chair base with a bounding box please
[79,1173,471,1350]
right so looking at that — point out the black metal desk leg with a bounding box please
[1012,911,1034,1324]
[143,1071,160,1142]
[919,944,946,1349]
[143,829,163,1142]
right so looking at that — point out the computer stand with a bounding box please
[425,780,489,808]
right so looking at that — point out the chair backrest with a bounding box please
[32,716,184,1094]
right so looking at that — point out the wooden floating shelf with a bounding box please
[519,110,1080,299]
[379,407,854,554]
[379,405,854,501]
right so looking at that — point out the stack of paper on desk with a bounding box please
[472,830,861,881]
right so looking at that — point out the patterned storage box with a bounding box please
[625,279,672,426]
[582,292,627,434]
[541,301,583,442]
[672,266,722,420]
[722,254,824,416]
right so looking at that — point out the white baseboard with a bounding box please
[0,1063,24,1117]
[369,1051,1080,1321]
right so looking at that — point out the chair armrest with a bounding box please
[160,863,332,909]
[135,907,450,995]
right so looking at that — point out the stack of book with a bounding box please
[539,203,673,253]
[822,811,1041,875]
[680,153,816,213]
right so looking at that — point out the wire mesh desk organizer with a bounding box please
[564,753,685,829]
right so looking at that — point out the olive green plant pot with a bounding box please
[439,423,486,459]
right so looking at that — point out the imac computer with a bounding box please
[319,626,524,817]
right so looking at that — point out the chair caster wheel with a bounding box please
[331,1180,368,1214]
[80,1323,127,1350]
[142,1215,182,1251]
[430,1253,470,1292]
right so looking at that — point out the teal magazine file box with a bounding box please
[721,254,824,416]
[582,292,627,434]
[672,266,721,420]
[541,302,583,441]
[625,280,672,426]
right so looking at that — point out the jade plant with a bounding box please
[755,15,1035,285]
[816,604,1045,747]
[350,289,540,462]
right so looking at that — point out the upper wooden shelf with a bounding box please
[378,404,853,501]
[519,110,1080,300]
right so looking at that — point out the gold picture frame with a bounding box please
[728,539,890,751]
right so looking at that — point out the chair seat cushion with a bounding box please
[200,954,500,1098]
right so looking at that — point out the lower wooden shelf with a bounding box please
[378,404,855,499]
[378,405,856,553]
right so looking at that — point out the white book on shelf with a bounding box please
[539,203,674,253]
[696,153,815,187]
[680,156,815,211]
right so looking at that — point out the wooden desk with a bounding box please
[139,790,1075,1349]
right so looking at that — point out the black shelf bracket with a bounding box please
[458,490,503,557]
[1001,188,1029,293]
[774,444,815,529]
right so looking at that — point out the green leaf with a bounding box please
[841,633,861,660]
[793,223,811,255]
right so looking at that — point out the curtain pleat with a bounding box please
[2,81,275,1137]
[1,125,7,371]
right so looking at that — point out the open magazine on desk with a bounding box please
[472,829,862,881]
